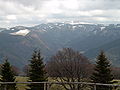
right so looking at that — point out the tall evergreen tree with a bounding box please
[0,58,16,90]
[91,51,113,90]
[27,50,47,90]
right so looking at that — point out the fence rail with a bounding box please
[0,82,120,90]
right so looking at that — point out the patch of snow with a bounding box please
[49,26,53,29]
[54,23,58,25]
[11,29,15,30]
[59,24,65,26]
[44,27,47,29]
[38,29,47,32]
[117,25,120,27]
[6,27,10,30]
[10,29,30,36]
[72,26,77,29]
[42,29,47,32]
[69,21,80,25]
[100,27,105,31]
[66,21,94,25]
[78,25,83,27]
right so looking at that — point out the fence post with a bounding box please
[112,86,116,90]
[44,83,48,90]
[94,84,96,90]
[47,83,50,90]
[4,85,6,90]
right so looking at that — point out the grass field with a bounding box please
[15,76,65,90]
[1,76,119,90]
[15,76,29,90]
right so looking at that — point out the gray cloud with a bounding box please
[3,0,46,7]
[0,0,120,27]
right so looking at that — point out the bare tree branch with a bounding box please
[46,48,92,90]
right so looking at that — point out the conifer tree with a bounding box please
[27,50,47,90]
[0,58,16,90]
[91,51,113,90]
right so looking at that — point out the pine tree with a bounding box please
[27,50,47,90]
[0,59,16,90]
[91,51,113,90]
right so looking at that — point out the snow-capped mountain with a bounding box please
[0,22,120,68]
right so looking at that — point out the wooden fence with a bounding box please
[0,82,120,90]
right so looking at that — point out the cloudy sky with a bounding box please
[0,0,120,27]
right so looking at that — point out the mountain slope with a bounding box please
[0,23,120,68]
[85,38,120,66]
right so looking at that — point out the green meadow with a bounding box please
[14,77,120,90]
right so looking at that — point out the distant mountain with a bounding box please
[0,23,120,68]
[85,38,120,66]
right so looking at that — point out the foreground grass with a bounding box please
[13,77,120,90]
[15,77,66,90]
[15,76,29,90]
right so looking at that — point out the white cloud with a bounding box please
[61,0,79,10]
[6,15,16,20]
[0,0,120,27]
[93,17,109,22]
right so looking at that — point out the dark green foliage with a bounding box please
[0,59,16,90]
[91,51,113,90]
[27,50,47,90]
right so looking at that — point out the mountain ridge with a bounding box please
[0,22,120,68]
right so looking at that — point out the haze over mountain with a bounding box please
[0,22,120,68]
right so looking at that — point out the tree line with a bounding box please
[0,48,120,90]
